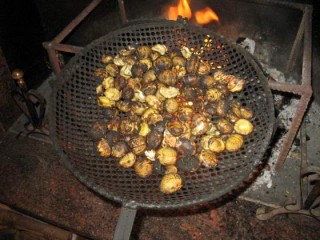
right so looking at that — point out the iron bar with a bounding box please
[274,5,313,171]
[286,9,306,74]
[117,0,128,24]
[113,207,137,240]
[53,0,103,44]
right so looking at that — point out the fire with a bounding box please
[168,0,192,20]
[195,7,219,25]
[167,0,219,25]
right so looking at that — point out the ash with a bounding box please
[249,66,299,191]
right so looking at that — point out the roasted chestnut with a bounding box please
[136,46,152,59]
[162,129,177,148]
[199,150,218,167]
[216,118,233,134]
[114,76,127,90]
[227,76,245,92]
[176,138,196,156]
[158,70,177,86]
[152,44,167,55]
[240,107,253,119]
[146,95,162,111]
[146,130,163,149]
[160,173,183,194]
[130,135,147,155]
[178,107,193,122]
[95,68,107,79]
[234,119,254,135]
[181,46,192,59]
[105,63,119,77]
[120,64,133,79]
[157,147,177,166]
[122,87,134,100]
[131,62,148,78]
[142,82,158,96]
[181,74,199,87]
[172,56,187,67]
[98,96,115,108]
[177,156,200,172]
[159,86,180,99]
[131,102,148,116]
[208,137,225,153]
[106,117,121,131]
[191,114,210,136]
[116,100,131,112]
[139,122,151,137]
[104,88,121,101]
[111,141,128,158]
[101,54,113,64]
[142,108,163,125]
[143,70,157,84]
[186,55,200,74]
[134,160,153,178]
[154,56,172,71]
[225,134,244,152]
[206,88,223,102]
[167,119,184,137]
[105,130,120,146]
[197,61,211,75]
[88,122,106,140]
[102,76,114,89]
[97,138,111,157]
[119,152,136,168]
[200,75,215,88]
[119,118,139,135]
[165,98,179,113]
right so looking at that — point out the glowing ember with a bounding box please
[195,7,219,25]
[168,0,192,20]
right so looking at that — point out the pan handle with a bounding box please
[113,205,137,240]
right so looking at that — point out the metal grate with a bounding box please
[51,19,274,209]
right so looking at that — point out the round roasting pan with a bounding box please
[51,19,274,210]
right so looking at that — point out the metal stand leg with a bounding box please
[113,206,137,240]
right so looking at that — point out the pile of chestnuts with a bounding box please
[92,43,254,194]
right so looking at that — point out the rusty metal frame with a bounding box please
[42,0,128,74]
[43,0,312,171]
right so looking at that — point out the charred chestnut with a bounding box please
[114,76,127,90]
[216,118,233,134]
[154,56,172,71]
[136,46,152,59]
[146,130,163,149]
[111,141,129,158]
[176,138,196,156]
[88,122,106,140]
[158,70,177,86]
[167,119,184,137]
[119,118,139,135]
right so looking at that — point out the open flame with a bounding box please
[168,0,192,20]
[195,7,219,25]
[166,0,219,25]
